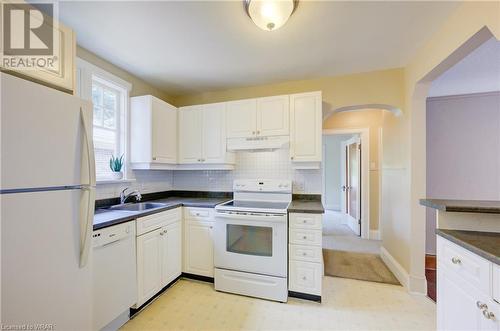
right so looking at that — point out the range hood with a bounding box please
[227,135,289,151]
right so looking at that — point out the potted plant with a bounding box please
[109,154,124,180]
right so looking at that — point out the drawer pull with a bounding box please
[303,220,307,223]
[477,301,488,310]
[302,236,307,239]
[483,310,495,320]
[302,252,307,256]
[451,257,461,265]
[302,276,307,280]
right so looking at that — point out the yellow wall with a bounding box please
[77,46,176,104]
[324,109,386,231]
[174,68,405,113]
[381,1,500,292]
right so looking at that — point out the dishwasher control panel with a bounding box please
[92,221,135,248]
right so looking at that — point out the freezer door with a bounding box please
[0,73,95,191]
[1,189,92,330]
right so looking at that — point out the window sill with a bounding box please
[96,178,136,185]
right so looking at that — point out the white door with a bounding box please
[1,73,93,190]
[185,221,214,277]
[290,92,322,162]
[226,99,257,138]
[340,141,348,214]
[136,228,162,307]
[1,189,92,330]
[161,222,182,287]
[151,97,177,163]
[257,95,289,136]
[202,103,226,163]
[178,106,202,163]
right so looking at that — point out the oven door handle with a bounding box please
[215,212,286,223]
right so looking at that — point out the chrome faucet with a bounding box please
[120,187,142,204]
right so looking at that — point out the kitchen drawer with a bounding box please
[437,236,491,295]
[289,228,322,246]
[493,264,500,304]
[289,213,322,230]
[289,260,322,295]
[289,244,323,263]
[184,207,213,221]
[136,207,181,236]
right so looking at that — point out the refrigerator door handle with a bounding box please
[80,106,96,187]
[80,186,95,268]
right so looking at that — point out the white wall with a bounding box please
[323,134,354,210]
[173,148,322,193]
[425,91,500,254]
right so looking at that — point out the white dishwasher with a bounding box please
[92,220,137,331]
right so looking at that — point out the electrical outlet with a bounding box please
[293,181,305,192]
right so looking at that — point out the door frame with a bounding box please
[343,136,362,236]
[322,128,370,239]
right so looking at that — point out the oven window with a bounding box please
[226,224,272,257]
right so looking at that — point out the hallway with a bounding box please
[322,210,381,254]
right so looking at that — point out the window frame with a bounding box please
[76,58,132,183]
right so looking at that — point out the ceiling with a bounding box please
[59,1,461,96]
[428,37,500,97]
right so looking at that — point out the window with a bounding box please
[92,79,122,179]
[76,58,131,182]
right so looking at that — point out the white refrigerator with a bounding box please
[0,73,96,330]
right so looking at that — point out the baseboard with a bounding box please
[182,272,215,283]
[288,291,321,303]
[380,247,409,289]
[369,230,380,240]
[409,274,428,295]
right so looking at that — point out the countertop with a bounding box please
[94,194,326,231]
[93,196,231,230]
[436,229,500,265]
[420,199,500,214]
[288,195,325,214]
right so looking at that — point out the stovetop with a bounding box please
[215,199,290,213]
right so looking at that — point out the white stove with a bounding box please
[214,179,291,302]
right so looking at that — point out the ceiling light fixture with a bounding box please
[244,0,298,32]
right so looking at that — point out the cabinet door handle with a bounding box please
[477,301,488,310]
[483,310,495,320]
[152,157,157,161]
[256,130,260,135]
[291,156,294,160]
[451,257,461,265]
[302,235,307,239]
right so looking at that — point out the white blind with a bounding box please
[92,80,122,180]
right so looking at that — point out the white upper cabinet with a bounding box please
[178,105,203,164]
[226,99,257,138]
[257,95,289,136]
[202,103,228,163]
[226,96,289,138]
[178,103,234,167]
[289,92,322,166]
[131,95,177,169]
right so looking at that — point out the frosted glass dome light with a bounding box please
[245,0,298,31]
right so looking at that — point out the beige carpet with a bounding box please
[323,249,400,285]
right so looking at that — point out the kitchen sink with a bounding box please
[108,202,166,212]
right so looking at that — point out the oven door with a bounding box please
[214,211,287,277]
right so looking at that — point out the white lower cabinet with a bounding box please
[437,236,500,331]
[288,212,323,298]
[183,207,215,277]
[135,208,182,308]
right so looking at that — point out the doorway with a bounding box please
[321,128,399,285]
[341,136,361,236]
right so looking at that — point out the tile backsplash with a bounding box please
[96,149,322,199]
[173,149,322,193]
[96,170,174,200]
